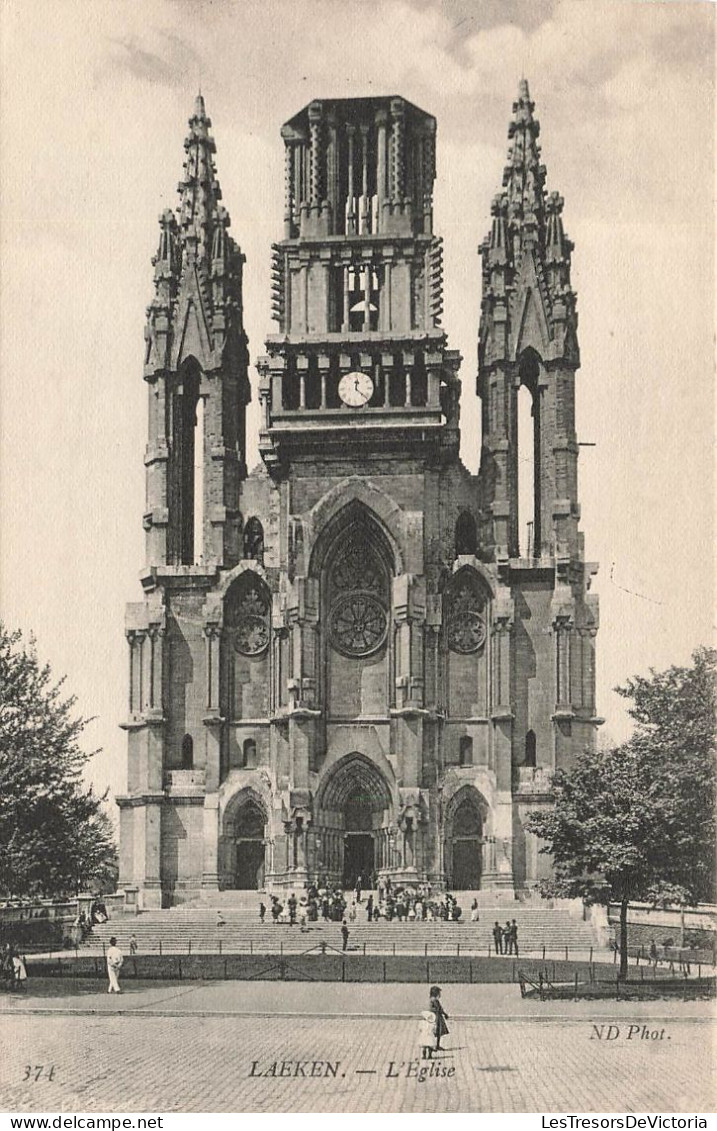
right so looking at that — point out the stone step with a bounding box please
[88,899,598,951]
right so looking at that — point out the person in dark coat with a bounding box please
[509,919,519,957]
[366,894,374,921]
[259,901,266,923]
[355,875,363,904]
[503,920,513,955]
[429,985,449,1051]
[493,920,503,955]
[288,893,297,926]
[341,920,350,952]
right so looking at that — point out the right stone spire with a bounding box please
[477,80,582,564]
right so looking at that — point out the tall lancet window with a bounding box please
[517,349,541,558]
[169,358,201,566]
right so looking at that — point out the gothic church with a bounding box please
[118,84,599,907]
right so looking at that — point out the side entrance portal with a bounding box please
[446,790,485,890]
[226,795,267,890]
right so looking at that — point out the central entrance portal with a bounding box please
[343,833,374,888]
[315,752,393,887]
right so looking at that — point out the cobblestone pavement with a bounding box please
[1,982,714,1113]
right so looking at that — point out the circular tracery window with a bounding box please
[330,592,388,658]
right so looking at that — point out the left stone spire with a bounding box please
[178,94,221,263]
[145,94,247,375]
[141,95,249,570]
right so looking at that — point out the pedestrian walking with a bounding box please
[129,934,138,956]
[366,894,374,921]
[492,920,503,955]
[649,938,659,967]
[288,893,297,926]
[429,985,449,1052]
[470,899,480,923]
[259,901,266,923]
[341,920,350,952]
[355,874,363,904]
[106,936,123,994]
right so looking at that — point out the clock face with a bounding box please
[338,371,374,407]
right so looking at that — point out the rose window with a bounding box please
[330,593,388,657]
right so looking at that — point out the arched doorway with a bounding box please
[314,753,393,888]
[224,793,267,890]
[445,788,487,890]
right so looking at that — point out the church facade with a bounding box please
[117,85,600,908]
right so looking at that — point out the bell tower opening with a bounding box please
[517,349,541,557]
[169,358,201,566]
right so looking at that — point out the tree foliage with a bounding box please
[0,624,117,898]
[527,648,716,975]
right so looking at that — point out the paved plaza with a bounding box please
[1,981,714,1113]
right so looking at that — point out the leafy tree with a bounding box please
[527,648,716,978]
[0,624,117,898]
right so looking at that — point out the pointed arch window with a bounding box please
[225,573,270,657]
[328,529,389,658]
[459,736,473,766]
[444,569,488,655]
[525,729,537,767]
[517,349,542,558]
[169,359,201,566]
[455,511,477,557]
[243,518,264,564]
[181,734,194,770]
[242,738,257,768]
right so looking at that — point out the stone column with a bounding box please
[204,624,222,713]
[360,125,370,233]
[308,102,322,207]
[202,794,220,891]
[284,139,294,238]
[390,98,405,200]
[376,108,388,227]
[346,124,357,234]
[555,617,572,708]
[146,624,165,715]
[140,801,163,910]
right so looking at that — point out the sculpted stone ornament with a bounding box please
[233,587,270,656]
[330,592,387,657]
[446,584,487,654]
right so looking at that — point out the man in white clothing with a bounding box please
[106,936,123,994]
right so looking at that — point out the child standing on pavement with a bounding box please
[418,1010,436,1059]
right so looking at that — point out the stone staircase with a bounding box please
[85,893,601,957]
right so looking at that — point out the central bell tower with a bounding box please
[258,97,460,469]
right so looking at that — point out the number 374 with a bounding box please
[23,1066,55,1082]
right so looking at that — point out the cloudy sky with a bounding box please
[1,0,714,805]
